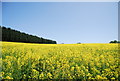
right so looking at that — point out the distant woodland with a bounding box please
[0,26,57,44]
[109,40,120,43]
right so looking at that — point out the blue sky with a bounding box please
[2,2,118,44]
[0,2,2,25]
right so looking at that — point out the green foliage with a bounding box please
[77,42,81,44]
[109,40,120,43]
[0,26,57,44]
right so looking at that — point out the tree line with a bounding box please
[0,26,57,44]
[109,40,120,43]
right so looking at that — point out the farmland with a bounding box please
[1,42,119,80]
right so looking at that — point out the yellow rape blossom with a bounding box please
[2,42,119,80]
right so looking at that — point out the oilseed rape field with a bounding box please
[1,42,119,80]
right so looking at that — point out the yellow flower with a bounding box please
[2,42,118,80]
[5,76,13,79]
[47,72,52,79]
[111,77,115,80]
[71,67,74,71]
[39,72,44,79]
[95,75,103,79]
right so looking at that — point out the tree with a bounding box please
[1,26,57,44]
[77,42,81,44]
[109,40,120,43]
